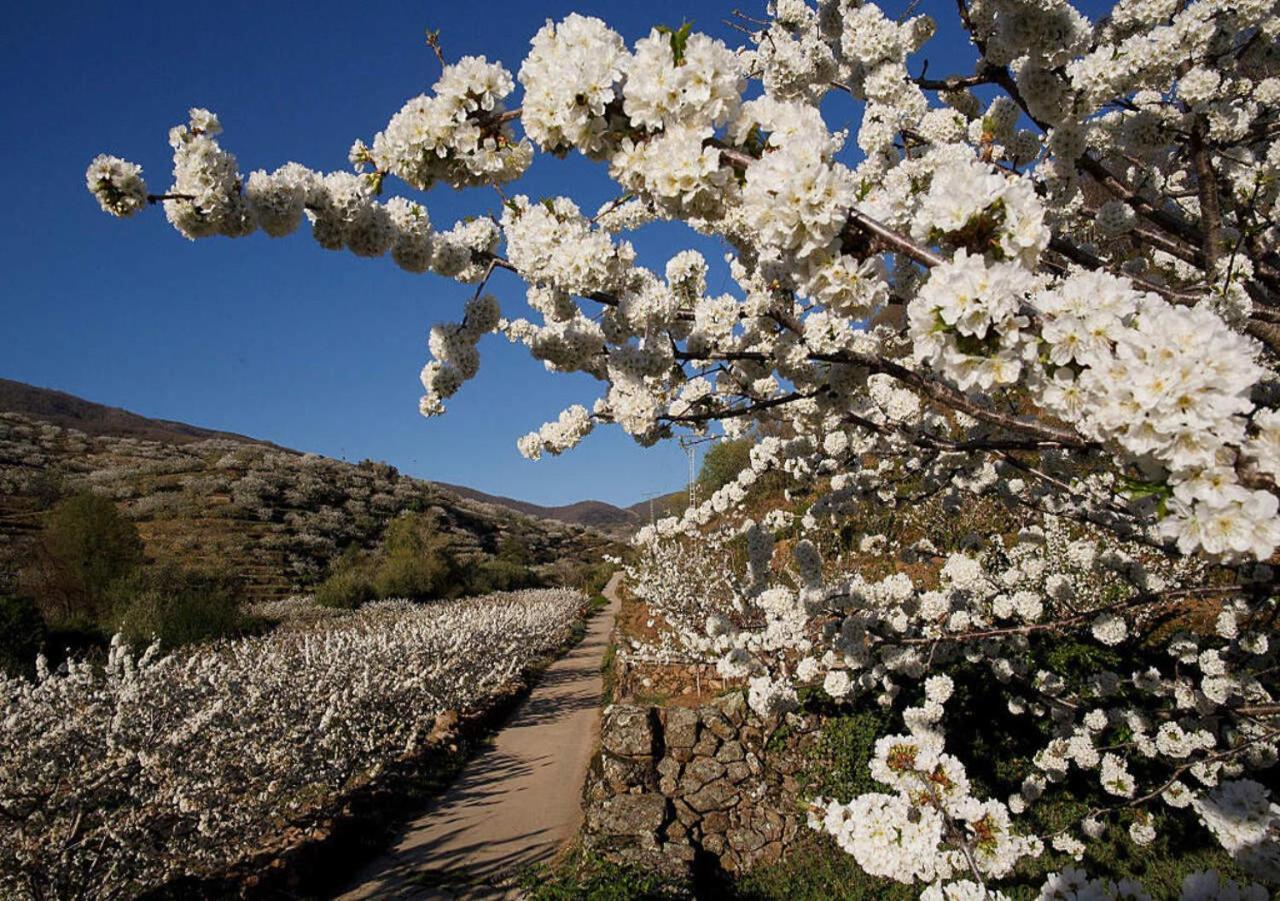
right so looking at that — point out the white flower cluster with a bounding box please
[368,56,531,190]
[518,14,629,158]
[818,729,1039,884]
[622,28,743,133]
[908,249,1036,391]
[1033,271,1277,559]
[912,158,1049,267]
[517,404,594,460]
[86,154,147,217]
[419,292,501,415]
[501,195,634,297]
[163,108,253,239]
[1193,780,1280,883]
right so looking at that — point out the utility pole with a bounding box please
[678,434,721,509]
[638,490,666,526]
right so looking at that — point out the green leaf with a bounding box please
[656,20,694,65]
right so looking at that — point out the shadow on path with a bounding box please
[333,575,623,900]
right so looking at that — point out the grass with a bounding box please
[516,844,686,900]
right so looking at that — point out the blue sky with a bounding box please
[0,1,1106,507]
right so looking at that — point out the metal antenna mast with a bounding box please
[678,434,721,508]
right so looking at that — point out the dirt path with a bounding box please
[334,573,623,899]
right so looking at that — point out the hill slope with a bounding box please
[0,379,645,534]
[0,386,617,601]
[0,378,285,448]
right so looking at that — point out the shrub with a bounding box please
[697,437,753,496]
[314,567,376,609]
[518,845,682,900]
[20,491,144,628]
[462,558,543,594]
[372,549,456,600]
[370,511,462,600]
[112,565,247,650]
[0,595,45,678]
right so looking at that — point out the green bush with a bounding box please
[697,437,754,496]
[732,832,915,901]
[0,595,45,678]
[373,547,457,600]
[21,491,144,628]
[112,565,248,651]
[314,567,376,609]
[462,558,543,594]
[547,558,617,596]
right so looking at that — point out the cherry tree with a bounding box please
[88,1,1279,896]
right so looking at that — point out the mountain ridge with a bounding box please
[0,378,646,533]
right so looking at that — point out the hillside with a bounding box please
[0,380,651,535]
[0,400,616,602]
[0,378,286,448]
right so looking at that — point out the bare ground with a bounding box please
[333,573,622,900]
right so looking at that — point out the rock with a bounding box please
[692,732,721,758]
[602,705,656,757]
[674,798,699,827]
[727,826,766,854]
[664,706,699,748]
[756,840,783,867]
[758,807,784,842]
[603,753,655,790]
[703,833,726,856]
[681,756,726,792]
[715,740,745,763]
[656,755,682,783]
[686,778,739,813]
[717,691,748,726]
[726,761,751,784]
[702,810,729,834]
[587,793,667,837]
[702,708,736,741]
[662,841,696,863]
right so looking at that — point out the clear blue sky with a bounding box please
[0,1,1106,507]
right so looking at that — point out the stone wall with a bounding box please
[582,694,823,876]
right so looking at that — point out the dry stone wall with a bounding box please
[583,695,823,876]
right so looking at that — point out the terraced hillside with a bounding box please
[0,411,614,601]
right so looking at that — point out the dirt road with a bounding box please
[334,573,623,899]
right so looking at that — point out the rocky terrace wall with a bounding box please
[582,694,823,877]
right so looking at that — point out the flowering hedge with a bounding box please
[0,589,582,898]
[86,0,1279,896]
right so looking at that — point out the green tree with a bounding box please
[21,491,144,628]
[372,511,461,600]
[697,438,753,496]
[112,565,248,650]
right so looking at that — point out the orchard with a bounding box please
[87,1,1279,897]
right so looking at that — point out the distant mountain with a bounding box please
[0,378,286,449]
[435,483,640,534]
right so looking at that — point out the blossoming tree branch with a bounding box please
[88,1,1278,897]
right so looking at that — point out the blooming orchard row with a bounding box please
[87,0,1279,895]
[0,589,583,899]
